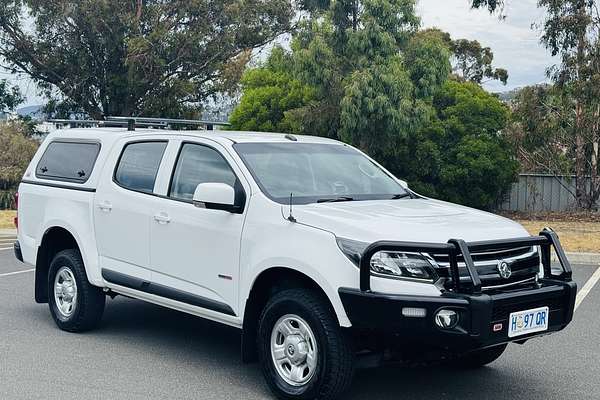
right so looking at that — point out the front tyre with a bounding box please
[257,289,354,400]
[48,249,105,332]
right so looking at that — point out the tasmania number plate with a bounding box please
[508,306,549,338]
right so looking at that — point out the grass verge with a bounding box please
[515,219,600,254]
[0,210,16,230]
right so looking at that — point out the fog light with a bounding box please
[435,309,459,329]
[402,307,427,318]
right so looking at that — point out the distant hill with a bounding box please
[494,88,522,103]
[16,105,44,119]
[494,84,553,104]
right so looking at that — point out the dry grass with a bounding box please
[0,210,16,229]
[516,220,600,254]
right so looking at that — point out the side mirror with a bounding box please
[193,183,237,212]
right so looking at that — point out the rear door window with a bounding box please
[114,141,167,194]
[36,141,101,183]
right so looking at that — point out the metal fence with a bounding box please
[497,174,599,212]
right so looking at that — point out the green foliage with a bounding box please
[0,0,293,119]
[0,80,23,113]
[234,0,441,140]
[506,84,573,174]
[439,135,517,208]
[339,57,429,160]
[0,121,39,209]
[401,80,517,209]
[229,48,316,132]
[418,28,508,85]
[435,80,508,136]
[0,80,41,138]
[404,32,452,98]
[452,39,508,85]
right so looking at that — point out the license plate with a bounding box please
[508,306,549,338]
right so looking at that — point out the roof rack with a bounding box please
[47,119,168,129]
[47,116,230,131]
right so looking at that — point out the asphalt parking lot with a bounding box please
[1,240,599,400]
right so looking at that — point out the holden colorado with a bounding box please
[14,126,577,400]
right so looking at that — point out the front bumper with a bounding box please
[341,229,577,352]
[340,278,576,350]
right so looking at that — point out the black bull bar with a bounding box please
[359,228,573,293]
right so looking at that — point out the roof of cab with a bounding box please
[46,127,343,146]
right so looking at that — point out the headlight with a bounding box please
[336,237,438,282]
[370,251,438,282]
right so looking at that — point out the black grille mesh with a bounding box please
[432,246,533,264]
[491,296,563,321]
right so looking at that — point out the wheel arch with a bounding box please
[241,266,342,363]
[35,226,83,303]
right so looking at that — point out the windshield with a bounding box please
[234,142,408,205]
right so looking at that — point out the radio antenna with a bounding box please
[287,193,297,223]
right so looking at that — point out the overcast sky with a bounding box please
[419,0,555,92]
[4,0,555,107]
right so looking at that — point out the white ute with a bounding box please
[14,123,577,400]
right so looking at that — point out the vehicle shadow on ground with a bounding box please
[90,296,550,400]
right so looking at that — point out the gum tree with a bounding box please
[230,1,517,209]
[0,0,294,119]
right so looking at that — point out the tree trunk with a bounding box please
[352,0,357,31]
[136,0,143,19]
[591,104,600,209]
[574,100,587,208]
[574,3,589,209]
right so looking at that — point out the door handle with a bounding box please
[153,212,171,224]
[98,201,112,212]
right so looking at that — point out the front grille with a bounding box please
[432,246,540,290]
[432,246,533,264]
[491,296,564,321]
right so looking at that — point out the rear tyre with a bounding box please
[456,344,508,368]
[48,249,105,332]
[257,289,354,400]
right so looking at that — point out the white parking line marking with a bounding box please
[575,266,600,311]
[0,268,34,277]
[0,247,13,251]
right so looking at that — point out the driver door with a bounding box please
[149,140,248,316]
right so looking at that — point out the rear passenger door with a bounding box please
[149,139,248,316]
[94,139,169,282]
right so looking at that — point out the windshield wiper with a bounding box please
[317,196,355,203]
[391,193,411,200]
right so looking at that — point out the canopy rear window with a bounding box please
[36,141,101,183]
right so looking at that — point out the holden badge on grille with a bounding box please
[497,260,512,279]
